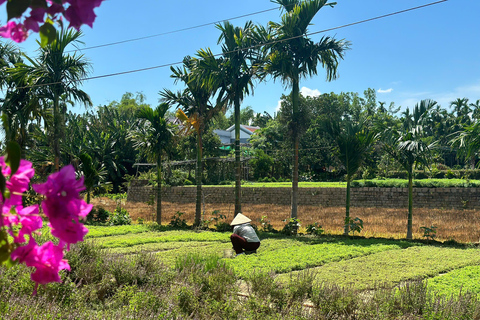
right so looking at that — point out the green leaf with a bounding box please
[7,0,31,20]
[5,141,21,176]
[39,22,57,47]
[31,0,47,8]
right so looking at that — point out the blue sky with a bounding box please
[1,0,480,117]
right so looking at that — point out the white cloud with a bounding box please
[399,81,480,109]
[377,88,393,93]
[276,100,283,112]
[300,86,321,97]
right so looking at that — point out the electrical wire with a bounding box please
[15,0,448,90]
[66,6,282,53]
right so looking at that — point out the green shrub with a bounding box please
[259,215,275,232]
[86,207,110,224]
[306,222,323,236]
[110,208,131,226]
[281,218,301,236]
[169,211,188,229]
[166,169,190,186]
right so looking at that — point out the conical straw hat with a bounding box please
[230,213,251,226]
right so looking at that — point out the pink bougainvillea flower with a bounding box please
[33,164,91,245]
[0,157,35,212]
[33,165,85,199]
[12,240,70,283]
[6,159,35,194]
[64,0,103,29]
[14,205,42,243]
[49,218,88,245]
[10,23,28,43]
[24,8,47,32]
[11,237,38,266]
[29,242,70,285]
[0,21,16,40]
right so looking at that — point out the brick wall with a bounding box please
[127,180,480,209]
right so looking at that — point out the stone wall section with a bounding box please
[127,180,480,209]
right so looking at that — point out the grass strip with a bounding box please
[107,240,219,255]
[86,225,152,238]
[95,230,230,248]
[427,265,480,297]
[278,246,480,290]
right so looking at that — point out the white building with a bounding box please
[213,125,260,145]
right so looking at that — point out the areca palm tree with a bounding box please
[129,103,173,225]
[262,0,350,219]
[379,99,436,239]
[450,98,471,125]
[326,117,376,235]
[161,55,224,226]
[1,43,42,155]
[10,28,92,170]
[200,21,259,216]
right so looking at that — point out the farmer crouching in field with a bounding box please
[230,213,260,257]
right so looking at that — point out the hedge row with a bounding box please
[383,169,480,180]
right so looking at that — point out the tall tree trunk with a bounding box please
[291,77,300,219]
[195,131,203,227]
[53,94,60,172]
[234,94,242,216]
[407,170,413,239]
[156,153,162,225]
[344,178,351,236]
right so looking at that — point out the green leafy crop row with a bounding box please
[279,246,480,290]
[427,265,480,297]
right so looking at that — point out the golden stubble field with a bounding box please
[91,197,480,243]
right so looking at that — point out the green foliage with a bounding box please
[428,265,480,298]
[259,216,275,232]
[5,228,480,318]
[344,217,363,236]
[250,149,274,180]
[306,223,324,236]
[202,210,230,231]
[281,218,301,236]
[351,178,480,188]
[169,211,189,229]
[86,207,111,224]
[420,225,437,241]
[86,225,152,238]
[284,246,480,291]
[165,169,190,186]
[110,208,132,226]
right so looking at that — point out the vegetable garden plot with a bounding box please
[427,265,480,297]
[278,246,480,290]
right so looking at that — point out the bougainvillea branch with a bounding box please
[0,0,105,44]
[0,148,91,294]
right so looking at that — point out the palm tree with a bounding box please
[200,21,259,216]
[78,152,107,204]
[161,55,224,226]
[470,99,480,121]
[326,117,376,235]
[450,98,471,125]
[379,99,436,239]
[129,103,173,225]
[1,43,42,155]
[262,0,350,219]
[11,28,92,171]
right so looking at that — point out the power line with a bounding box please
[66,7,282,53]
[16,0,448,90]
